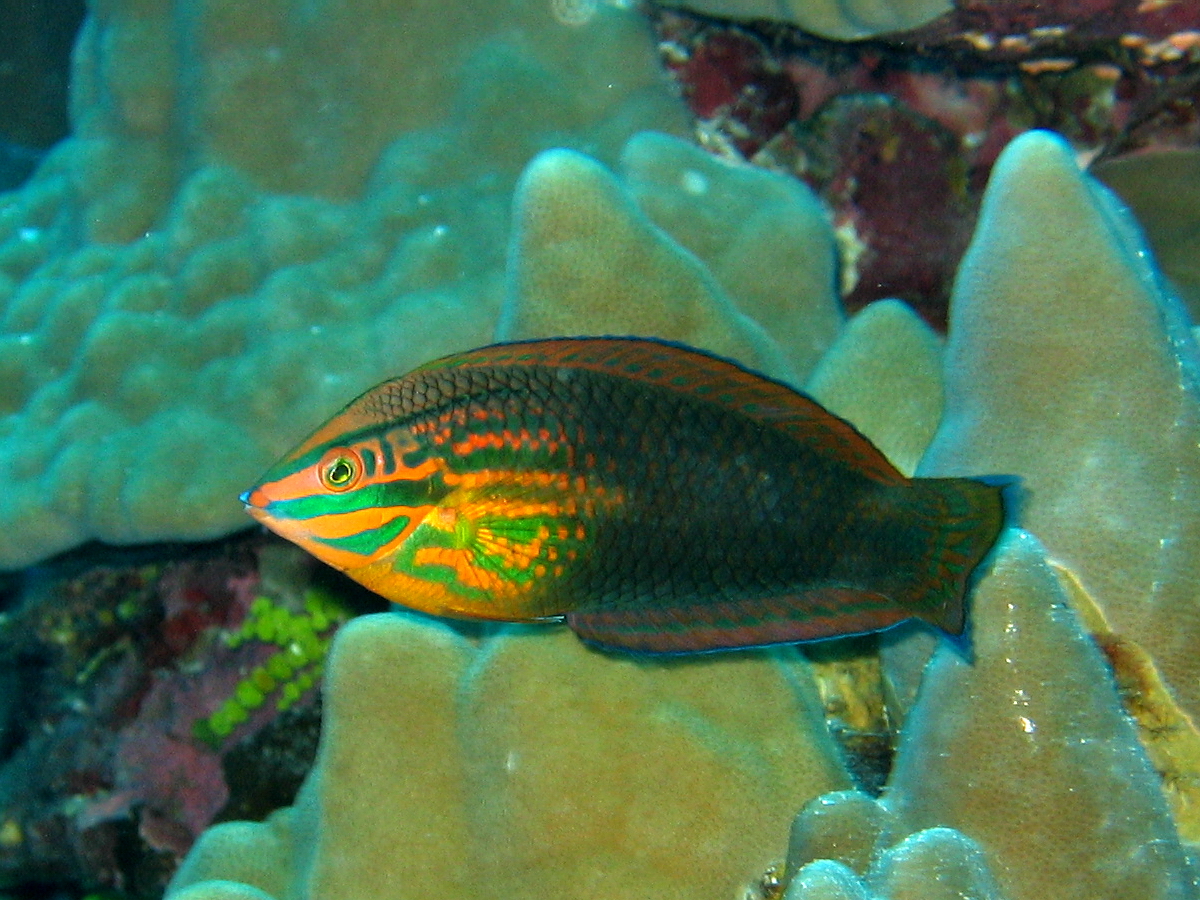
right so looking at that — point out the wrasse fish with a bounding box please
[241,337,1006,654]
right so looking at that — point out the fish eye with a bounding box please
[319,450,362,492]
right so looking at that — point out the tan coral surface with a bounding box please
[1093,150,1200,319]
[0,0,695,567]
[498,134,839,383]
[918,130,1200,727]
[804,298,942,477]
[781,533,1194,900]
[168,614,852,900]
[168,129,1200,900]
[499,144,788,377]
[652,0,952,40]
[885,530,1192,900]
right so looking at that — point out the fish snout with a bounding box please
[240,487,273,522]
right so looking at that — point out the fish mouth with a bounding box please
[240,488,271,524]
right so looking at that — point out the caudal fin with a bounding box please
[902,476,1010,636]
[565,475,1011,655]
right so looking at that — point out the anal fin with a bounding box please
[565,589,908,655]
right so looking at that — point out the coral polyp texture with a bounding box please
[919,130,1200,728]
[653,0,953,40]
[0,0,693,568]
[165,131,1200,900]
[193,588,347,748]
[170,614,851,900]
[498,131,840,382]
[781,539,1192,900]
[4,0,1200,894]
[1093,149,1200,320]
[654,1,1200,327]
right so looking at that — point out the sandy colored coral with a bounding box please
[618,131,841,378]
[499,145,775,373]
[1093,149,1200,320]
[885,529,1192,900]
[653,0,952,41]
[783,859,872,900]
[783,793,1008,900]
[167,613,851,900]
[498,132,840,383]
[0,0,691,568]
[780,529,1192,900]
[870,828,1004,900]
[786,789,891,877]
[772,132,1200,899]
[1053,562,1200,845]
[918,129,1200,727]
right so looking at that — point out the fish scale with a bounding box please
[242,337,1007,654]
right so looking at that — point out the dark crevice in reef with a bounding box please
[0,0,87,190]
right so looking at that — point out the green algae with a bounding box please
[194,588,348,748]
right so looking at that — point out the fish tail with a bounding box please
[900,476,1010,636]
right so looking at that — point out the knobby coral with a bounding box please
[3,0,1198,894]
[165,131,1200,899]
[0,0,690,567]
[498,130,839,382]
[171,614,851,900]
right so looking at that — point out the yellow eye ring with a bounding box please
[319,450,362,492]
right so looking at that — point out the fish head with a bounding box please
[241,395,449,585]
[241,427,563,621]
[242,442,394,568]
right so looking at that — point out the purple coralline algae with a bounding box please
[654,0,1200,327]
[0,537,357,897]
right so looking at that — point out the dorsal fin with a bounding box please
[417,337,907,486]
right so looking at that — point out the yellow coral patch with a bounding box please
[1052,560,1200,845]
